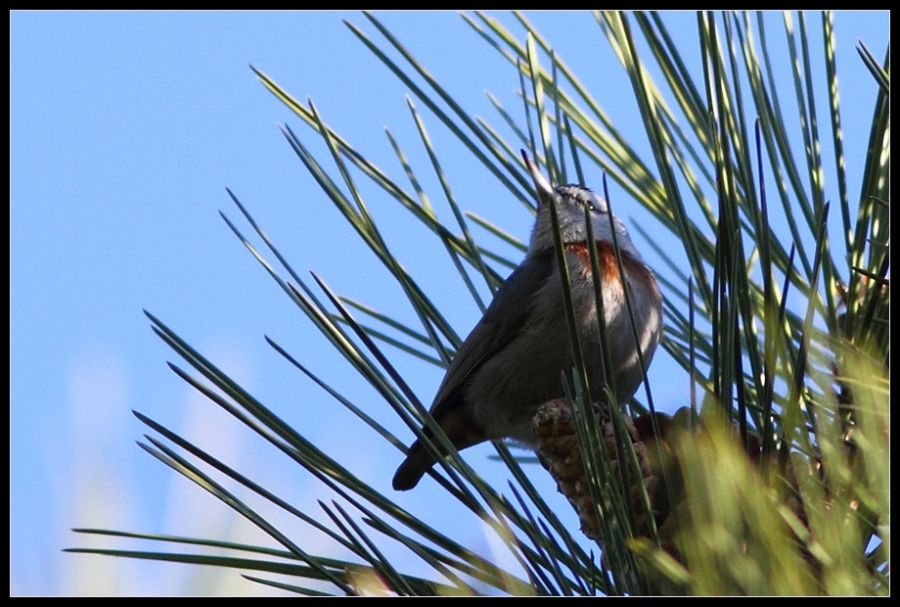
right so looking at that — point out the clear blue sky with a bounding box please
[10,11,888,596]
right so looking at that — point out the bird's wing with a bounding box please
[429,249,554,420]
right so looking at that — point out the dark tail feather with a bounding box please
[392,406,484,491]
[392,440,433,491]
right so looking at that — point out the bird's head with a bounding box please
[522,151,639,260]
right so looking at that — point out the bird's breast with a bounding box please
[562,240,663,391]
[565,241,618,282]
[563,241,658,297]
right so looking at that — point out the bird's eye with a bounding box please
[586,199,605,214]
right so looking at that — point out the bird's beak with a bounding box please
[521,150,555,208]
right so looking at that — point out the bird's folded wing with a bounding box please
[429,249,554,420]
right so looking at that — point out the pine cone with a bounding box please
[534,401,824,556]
[533,399,673,542]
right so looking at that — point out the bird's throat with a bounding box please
[563,241,659,298]
[563,241,622,281]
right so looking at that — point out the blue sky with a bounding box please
[11,11,889,596]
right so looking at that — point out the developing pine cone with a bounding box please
[533,401,813,555]
[532,399,679,542]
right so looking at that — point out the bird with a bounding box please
[392,150,663,491]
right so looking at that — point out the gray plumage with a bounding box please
[392,152,663,491]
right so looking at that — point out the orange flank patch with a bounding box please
[564,241,620,282]
[564,242,661,300]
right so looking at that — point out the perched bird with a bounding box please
[392,151,663,491]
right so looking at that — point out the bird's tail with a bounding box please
[392,405,486,490]
[391,441,433,491]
